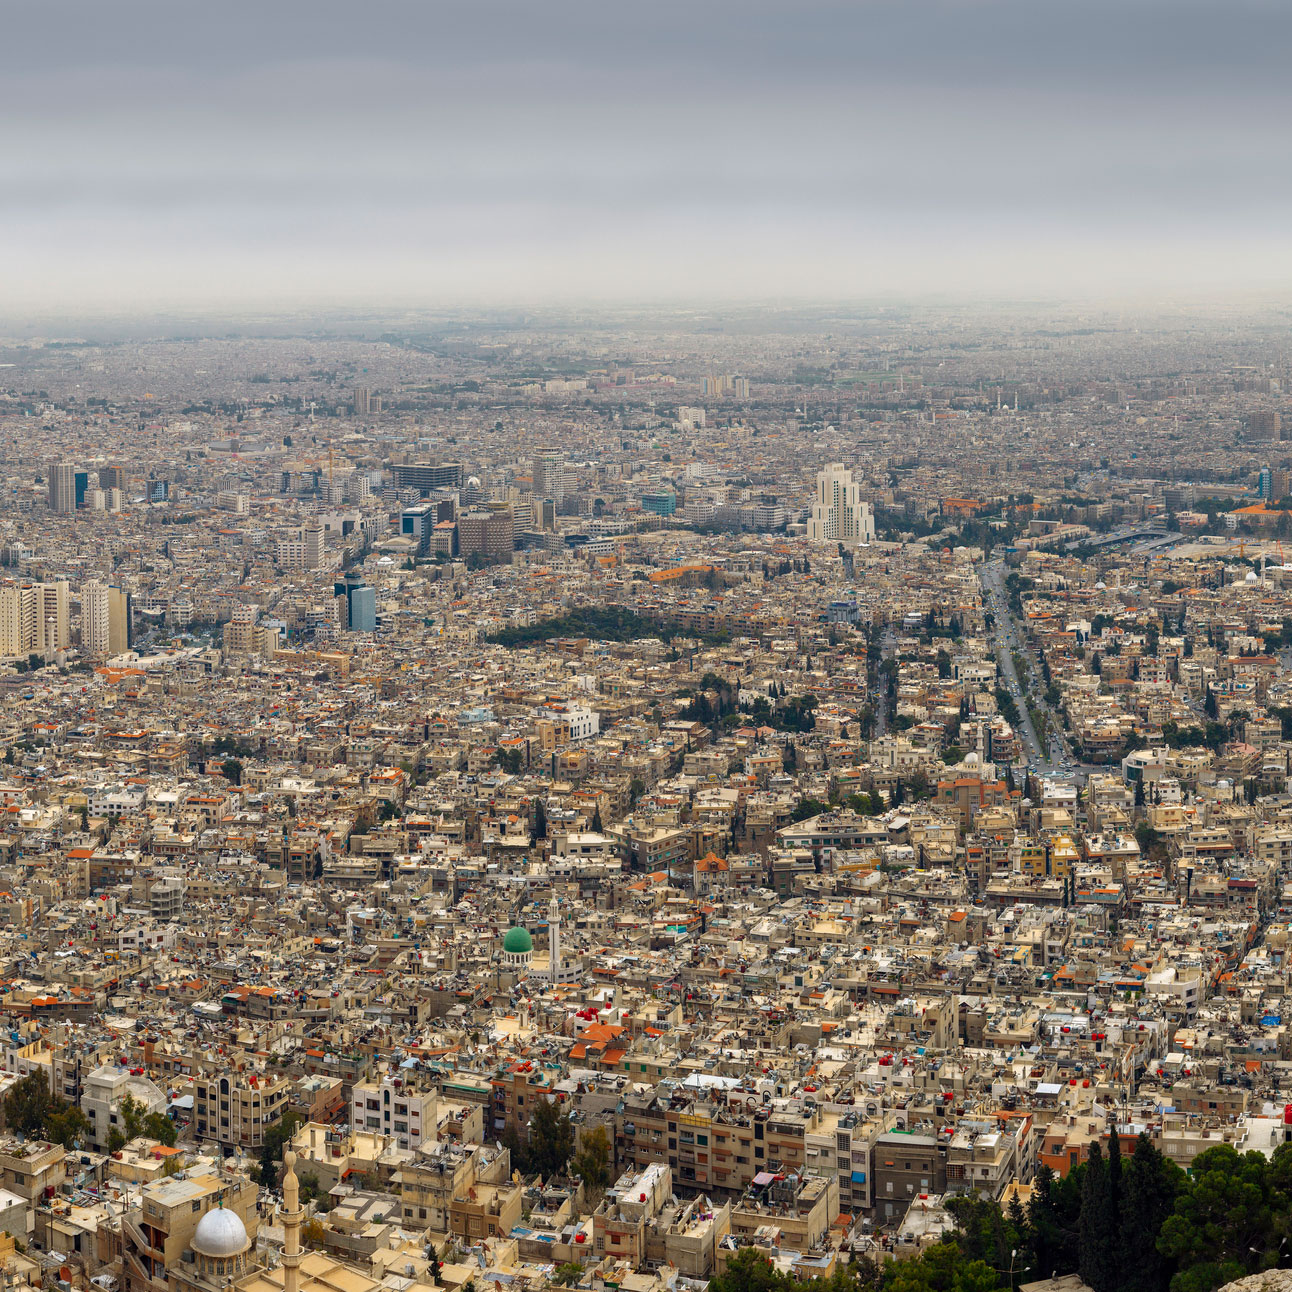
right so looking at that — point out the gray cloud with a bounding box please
[1,0,1289,310]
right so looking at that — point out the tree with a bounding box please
[936,649,952,679]
[1157,1145,1280,1292]
[947,1193,1018,1273]
[791,798,829,823]
[1028,1163,1063,1280]
[1120,1134,1183,1292]
[222,758,243,786]
[591,804,603,833]
[143,1110,177,1147]
[533,798,548,840]
[260,1110,305,1181]
[707,1249,790,1292]
[572,1124,611,1193]
[301,1218,328,1250]
[526,1096,575,1181]
[500,1122,528,1174]
[3,1072,54,1136]
[44,1104,89,1149]
[884,1241,1007,1292]
[1078,1142,1117,1292]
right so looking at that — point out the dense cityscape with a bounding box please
[0,303,1286,1292]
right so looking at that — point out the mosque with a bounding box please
[164,1152,385,1292]
[500,894,564,982]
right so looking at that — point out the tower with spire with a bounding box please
[549,892,561,983]
[281,1150,303,1292]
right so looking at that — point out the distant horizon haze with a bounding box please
[3,0,1288,314]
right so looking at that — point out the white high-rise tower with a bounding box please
[81,580,111,658]
[808,462,875,548]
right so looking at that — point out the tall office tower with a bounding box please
[101,465,126,491]
[808,462,875,547]
[458,508,515,561]
[1246,411,1282,442]
[35,581,70,654]
[49,462,77,514]
[0,581,70,658]
[1259,467,1273,500]
[108,587,132,656]
[0,584,36,658]
[532,497,556,531]
[74,471,89,509]
[732,376,750,398]
[353,387,371,416]
[401,503,436,553]
[349,584,376,632]
[223,604,257,657]
[81,581,111,657]
[532,448,566,504]
[393,462,466,493]
[304,520,324,571]
[333,572,377,632]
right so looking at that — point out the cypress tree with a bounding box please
[1028,1162,1059,1278]
[1120,1134,1180,1292]
[1079,1142,1117,1292]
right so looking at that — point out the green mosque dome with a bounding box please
[503,927,534,954]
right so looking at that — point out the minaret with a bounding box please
[549,893,561,983]
[281,1149,303,1292]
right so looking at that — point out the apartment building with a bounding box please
[192,1071,291,1150]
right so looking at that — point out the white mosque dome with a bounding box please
[192,1206,249,1258]
[1245,569,1259,583]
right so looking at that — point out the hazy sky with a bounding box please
[3,0,1289,311]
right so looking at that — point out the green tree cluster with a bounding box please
[260,1110,306,1181]
[107,1092,178,1152]
[502,1096,579,1181]
[2,1071,90,1149]
[707,1134,1287,1292]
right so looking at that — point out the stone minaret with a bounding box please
[281,1149,303,1292]
[549,893,561,982]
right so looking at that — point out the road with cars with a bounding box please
[982,556,1104,785]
